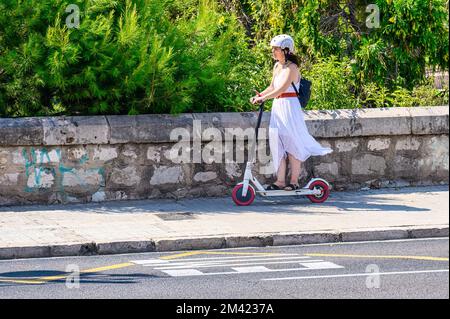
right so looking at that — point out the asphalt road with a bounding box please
[0,238,448,299]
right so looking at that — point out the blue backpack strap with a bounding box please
[291,82,302,107]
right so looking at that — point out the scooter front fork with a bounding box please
[241,162,254,197]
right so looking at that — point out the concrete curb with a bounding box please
[0,225,448,260]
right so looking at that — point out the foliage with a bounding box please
[0,0,448,117]
[302,56,358,110]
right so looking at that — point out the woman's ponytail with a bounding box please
[283,49,299,66]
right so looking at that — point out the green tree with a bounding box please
[0,0,448,117]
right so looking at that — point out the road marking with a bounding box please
[130,252,346,277]
[0,237,445,264]
[131,254,301,265]
[159,251,205,260]
[0,278,46,284]
[261,269,450,281]
[0,252,305,285]
[232,266,271,273]
[160,262,345,277]
[0,262,135,285]
[133,254,346,277]
[0,252,299,284]
[299,261,344,269]
[161,269,204,277]
[159,250,287,260]
[305,253,449,262]
[154,259,325,270]
[77,262,135,273]
[133,256,317,268]
[195,251,285,256]
[131,259,171,265]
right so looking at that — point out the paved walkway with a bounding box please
[0,185,448,259]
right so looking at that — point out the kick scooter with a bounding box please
[231,101,331,206]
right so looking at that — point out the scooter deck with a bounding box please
[256,188,318,197]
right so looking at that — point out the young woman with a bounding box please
[250,34,332,191]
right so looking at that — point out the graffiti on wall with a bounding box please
[22,147,105,196]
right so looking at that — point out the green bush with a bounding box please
[0,0,261,116]
[359,79,448,108]
[0,0,448,117]
[302,56,358,110]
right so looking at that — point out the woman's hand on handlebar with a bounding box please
[250,90,261,104]
[252,96,265,105]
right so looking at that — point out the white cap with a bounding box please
[270,34,295,53]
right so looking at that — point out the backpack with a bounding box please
[291,78,312,108]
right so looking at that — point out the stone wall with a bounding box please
[0,106,448,205]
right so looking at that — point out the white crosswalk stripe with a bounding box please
[154,259,324,270]
[232,266,271,273]
[130,253,301,265]
[130,254,345,277]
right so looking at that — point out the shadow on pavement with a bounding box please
[0,270,157,286]
[0,185,446,215]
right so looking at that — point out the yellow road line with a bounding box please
[0,262,135,285]
[1,250,287,285]
[74,262,135,274]
[160,250,284,260]
[0,278,46,284]
[159,251,205,260]
[198,251,283,256]
[305,253,449,262]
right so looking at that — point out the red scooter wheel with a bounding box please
[232,184,256,206]
[306,180,330,203]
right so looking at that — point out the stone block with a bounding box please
[66,147,88,161]
[92,191,106,202]
[410,106,449,135]
[418,136,449,174]
[42,116,109,145]
[147,146,162,163]
[315,162,339,177]
[93,146,118,161]
[367,138,390,151]
[396,137,421,151]
[62,168,105,187]
[0,118,43,146]
[26,167,55,188]
[336,140,358,152]
[108,114,194,144]
[150,165,184,185]
[0,173,19,185]
[110,166,141,186]
[304,108,411,138]
[193,171,218,182]
[392,155,418,176]
[225,162,242,178]
[352,154,386,175]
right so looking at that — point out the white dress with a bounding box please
[269,70,333,174]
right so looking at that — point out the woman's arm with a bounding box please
[258,83,274,96]
[250,65,277,104]
[260,64,297,101]
[258,63,278,95]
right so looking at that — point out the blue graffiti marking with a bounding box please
[22,148,104,195]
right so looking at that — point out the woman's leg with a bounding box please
[274,155,287,187]
[287,153,301,186]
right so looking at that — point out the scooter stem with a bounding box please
[249,102,265,164]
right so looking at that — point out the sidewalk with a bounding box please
[0,185,448,260]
